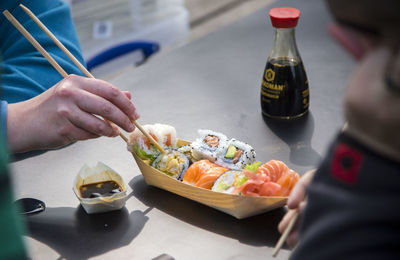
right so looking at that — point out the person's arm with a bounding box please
[0,0,86,103]
[7,75,139,154]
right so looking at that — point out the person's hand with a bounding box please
[344,46,400,161]
[278,169,315,248]
[7,74,139,153]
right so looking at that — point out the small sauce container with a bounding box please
[73,162,128,214]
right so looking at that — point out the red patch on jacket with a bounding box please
[331,143,363,184]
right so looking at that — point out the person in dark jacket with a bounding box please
[278,0,400,259]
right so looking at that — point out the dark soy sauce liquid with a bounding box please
[260,57,309,119]
[80,180,122,198]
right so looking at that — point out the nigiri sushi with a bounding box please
[183,160,229,189]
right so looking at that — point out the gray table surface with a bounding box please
[10,0,355,259]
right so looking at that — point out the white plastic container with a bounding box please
[70,0,190,60]
[130,0,186,28]
[73,162,128,214]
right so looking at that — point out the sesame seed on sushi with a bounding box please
[216,139,256,170]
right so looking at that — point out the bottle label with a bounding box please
[260,59,309,119]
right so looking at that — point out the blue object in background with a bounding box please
[86,41,160,71]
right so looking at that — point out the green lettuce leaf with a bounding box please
[132,144,156,162]
[244,161,262,173]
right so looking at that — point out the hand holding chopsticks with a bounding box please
[3,6,165,154]
[272,169,316,257]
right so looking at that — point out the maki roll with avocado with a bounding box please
[211,170,248,194]
[152,150,190,180]
[191,130,228,162]
[216,139,256,170]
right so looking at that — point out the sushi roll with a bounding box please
[128,124,177,162]
[211,170,248,194]
[177,145,195,163]
[183,160,229,189]
[152,124,177,148]
[152,150,190,180]
[216,139,256,170]
[191,130,228,162]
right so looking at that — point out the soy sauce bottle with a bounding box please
[260,7,309,120]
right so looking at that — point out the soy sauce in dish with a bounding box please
[79,181,122,198]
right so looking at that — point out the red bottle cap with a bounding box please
[269,7,301,28]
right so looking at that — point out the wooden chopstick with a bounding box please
[272,210,299,257]
[18,4,165,153]
[2,9,127,141]
[19,4,93,78]
[4,8,165,154]
[3,10,68,78]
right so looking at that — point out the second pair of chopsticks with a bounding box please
[3,5,165,154]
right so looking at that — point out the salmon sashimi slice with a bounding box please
[183,160,213,184]
[256,160,289,182]
[183,160,229,189]
[273,170,300,196]
[235,162,299,197]
[259,182,282,196]
[195,166,229,189]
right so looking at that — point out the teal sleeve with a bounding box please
[0,129,27,259]
[0,0,85,104]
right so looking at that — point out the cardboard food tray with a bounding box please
[131,139,287,219]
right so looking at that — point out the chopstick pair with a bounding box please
[3,5,165,154]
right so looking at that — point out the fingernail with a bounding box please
[133,112,139,121]
[128,122,135,132]
[113,126,120,136]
